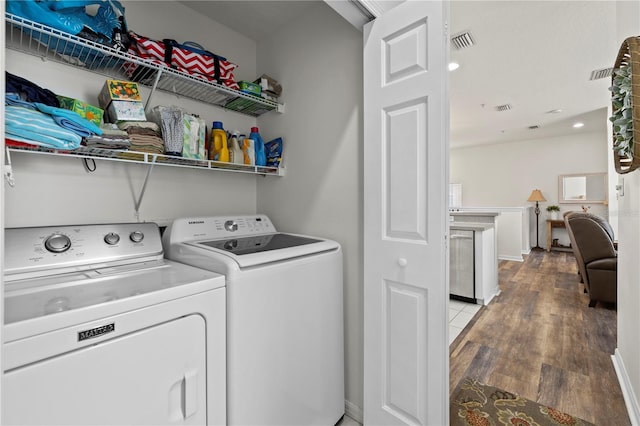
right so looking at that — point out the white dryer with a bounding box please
[3,223,226,425]
[163,215,344,426]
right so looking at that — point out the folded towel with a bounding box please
[35,102,102,137]
[6,106,82,149]
[118,121,161,133]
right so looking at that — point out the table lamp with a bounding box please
[527,189,546,249]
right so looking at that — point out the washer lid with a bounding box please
[4,259,224,329]
[198,233,321,255]
[187,233,339,267]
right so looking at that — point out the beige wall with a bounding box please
[255,2,364,415]
[451,128,609,247]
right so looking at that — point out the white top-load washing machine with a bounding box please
[163,215,344,426]
[3,223,226,426]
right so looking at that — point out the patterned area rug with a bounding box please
[450,377,595,426]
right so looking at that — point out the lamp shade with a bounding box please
[527,189,546,202]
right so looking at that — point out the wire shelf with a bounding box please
[5,13,281,117]
[7,145,281,176]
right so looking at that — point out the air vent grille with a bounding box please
[590,67,614,80]
[451,31,475,50]
[494,104,512,112]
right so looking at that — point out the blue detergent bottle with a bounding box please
[250,127,266,166]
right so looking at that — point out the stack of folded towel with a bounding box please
[5,73,102,150]
[118,121,164,154]
[84,124,131,149]
[5,98,102,150]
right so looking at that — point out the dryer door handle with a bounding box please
[183,369,199,419]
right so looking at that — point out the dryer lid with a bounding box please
[4,259,224,327]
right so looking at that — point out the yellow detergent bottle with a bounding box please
[210,121,229,162]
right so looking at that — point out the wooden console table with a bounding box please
[546,219,572,252]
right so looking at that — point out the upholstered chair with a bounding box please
[564,212,617,307]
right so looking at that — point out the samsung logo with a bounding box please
[78,323,115,341]
[188,220,205,225]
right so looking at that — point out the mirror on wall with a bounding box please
[559,173,608,204]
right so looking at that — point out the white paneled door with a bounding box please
[363,1,449,425]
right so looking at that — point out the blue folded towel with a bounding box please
[5,95,103,138]
[5,106,82,149]
[35,102,102,137]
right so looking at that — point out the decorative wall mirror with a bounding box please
[559,173,608,204]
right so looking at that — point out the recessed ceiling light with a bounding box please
[573,122,585,128]
[546,109,563,114]
[448,62,460,71]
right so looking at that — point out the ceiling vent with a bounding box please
[451,31,475,50]
[494,104,512,112]
[589,67,614,80]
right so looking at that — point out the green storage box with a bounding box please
[57,96,104,126]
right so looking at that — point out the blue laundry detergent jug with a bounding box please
[250,127,266,166]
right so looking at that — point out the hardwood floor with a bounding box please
[450,249,629,425]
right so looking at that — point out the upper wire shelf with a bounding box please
[5,13,281,117]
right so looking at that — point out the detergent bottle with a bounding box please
[210,121,229,162]
[249,127,266,166]
[241,135,255,165]
[229,130,244,164]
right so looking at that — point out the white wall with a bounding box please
[5,1,262,227]
[255,2,364,416]
[613,1,640,424]
[451,129,609,248]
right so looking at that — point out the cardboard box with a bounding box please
[57,96,104,125]
[106,100,147,123]
[98,79,142,109]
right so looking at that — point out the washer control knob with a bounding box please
[224,220,238,232]
[44,234,72,253]
[130,231,144,243]
[104,232,120,245]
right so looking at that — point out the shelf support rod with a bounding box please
[4,147,15,187]
[134,156,157,220]
[144,68,164,115]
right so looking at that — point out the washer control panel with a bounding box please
[215,217,273,235]
[5,223,162,276]
[166,215,278,244]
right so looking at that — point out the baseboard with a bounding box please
[612,349,640,425]
[498,254,524,262]
[345,400,363,424]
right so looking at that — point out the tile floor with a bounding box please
[449,299,481,345]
